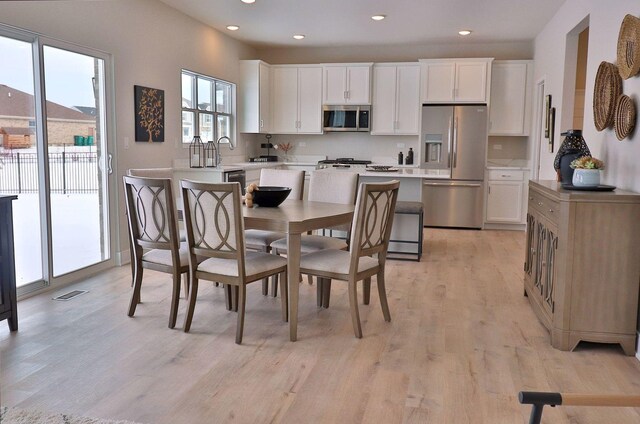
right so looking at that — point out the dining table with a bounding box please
[243,199,355,341]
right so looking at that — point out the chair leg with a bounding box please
[377,270,391,322]
[231,286,239,312]
[224,284,233,311]
[183,277,199,332]
[280,271,288,322]
[236,284,247,344]
[182,272,190,299]
[271,273,278,297]
[307,274,314,285]
[348,279,363,338]
[322,279,332,309]
[363,277,371,305]
[168,271,181,329]
[127,259,143,317]
[261,247,270,296]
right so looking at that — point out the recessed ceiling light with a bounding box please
[371,15,386,21]
[293,34,305,40]
[458,30,472,36]
[226,25,240,31]
[241,0,255,3]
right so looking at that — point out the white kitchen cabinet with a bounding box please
[371,63,420,135]
[239,60,271,133]
[322,64,372,105]
[489,61,533,136]
[485,169,528,224]
[271,65,323,134]
[419,59,492,103]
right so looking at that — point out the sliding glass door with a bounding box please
[0,26,115,293]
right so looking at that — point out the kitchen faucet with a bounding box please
[214,136,231,167]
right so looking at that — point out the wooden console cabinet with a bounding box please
[0,195,18,331]
[524,181,640,355]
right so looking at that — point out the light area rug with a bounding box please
[0,406,143,424]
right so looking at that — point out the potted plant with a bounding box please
[570,156,605,186]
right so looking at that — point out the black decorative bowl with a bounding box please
[252,186,292,207]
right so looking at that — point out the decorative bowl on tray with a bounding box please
[252,186,292,207]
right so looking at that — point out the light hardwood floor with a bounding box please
[2,229,640,423]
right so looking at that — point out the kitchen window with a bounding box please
[181,70,234,145]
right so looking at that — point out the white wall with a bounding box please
[533,0,640,191]
[0,0,257,258]
[258,41,533,64]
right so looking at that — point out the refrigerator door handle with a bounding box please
[447,116,453,168]
[423,182,482,188]
[452,116,458,168]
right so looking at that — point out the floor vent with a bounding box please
[52,290,88,301]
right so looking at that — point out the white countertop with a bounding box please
[318,167,450,179]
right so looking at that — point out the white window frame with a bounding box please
[181,69,235,145]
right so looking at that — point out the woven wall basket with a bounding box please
[593,61,622,131]
[617,14,640,79]
[614,94,636,141]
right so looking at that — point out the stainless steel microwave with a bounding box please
[323,105,370,132]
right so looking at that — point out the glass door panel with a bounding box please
[42,46,110,277]
[0,35,44,287]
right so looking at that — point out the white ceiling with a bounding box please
[158,0,566,48]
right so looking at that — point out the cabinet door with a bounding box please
[395,65,420,134]
[323,66,347,105]
[298,66,323,134]
[346,66,371,104]
[258,62,271,133]
[271,67,299,133]
[421,62,456,103]
[455,61,488,102]
[486,181,523,223]
[371,66,396,135]
[489,62,528,135]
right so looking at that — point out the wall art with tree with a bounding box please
[134,85,164,142]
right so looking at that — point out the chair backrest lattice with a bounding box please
[123,176,177,251]
[349,181,399,266]
[181,181,245,275]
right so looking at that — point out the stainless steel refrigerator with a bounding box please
[421,104,487,228]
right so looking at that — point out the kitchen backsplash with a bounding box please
[487,136,528,160]
[254,132,420,163]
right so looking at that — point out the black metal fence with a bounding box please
[0,152,99,194]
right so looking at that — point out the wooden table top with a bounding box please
[242,200,354,233]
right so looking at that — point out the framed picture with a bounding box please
[134,85,164,142]
[544,94,552,139]
[548,107,556,152]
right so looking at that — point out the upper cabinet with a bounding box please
[322,64,372,105]
[239,60,271,133]
[419,58,492,103]
[371,63,420,135]
[489,60,533,136]
[271,65,323,134]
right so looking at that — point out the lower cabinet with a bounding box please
[523,181,640,355]
[485,169,528,225]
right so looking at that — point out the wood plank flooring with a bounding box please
[2,229,640,423]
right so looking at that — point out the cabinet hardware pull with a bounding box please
[538,202,543,206]
[549,209,554,213]
[529,197,534,200]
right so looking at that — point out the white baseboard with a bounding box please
[116,249,131,266]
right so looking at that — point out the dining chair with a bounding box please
[270,171,359,293]
[123,175,189,329]
[299,180,399,338]
[245,168,305,297]
[181,180,288,344]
